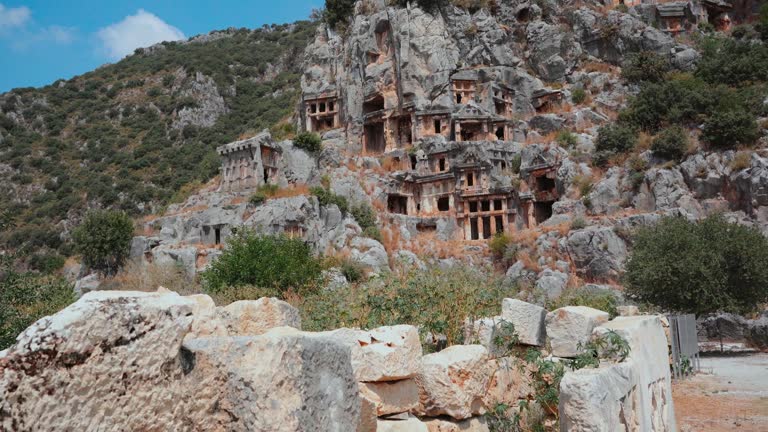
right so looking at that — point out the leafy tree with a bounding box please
[593,124,637,165]
[625,215,768,315]
[293,131,322,153]
[73,210,134,275]
[201,230,323,293]
[621,51,670,84]
[651,126,688,160]
[701,108,760,149]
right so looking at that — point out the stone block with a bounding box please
[183,327,360,431]
[377,416,429,432]
[359,379,419,416]
[423,417,490,432]
[217,297,301,336]
[545,306,609,358]
[501,298,547,346]
[484,356,534,407]
[321,325,422,382]
[414,345,492,420]
[559,316,676,431]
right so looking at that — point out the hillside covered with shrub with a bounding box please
[0,20,317,270]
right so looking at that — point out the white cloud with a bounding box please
[0,3,31,31]
[97,9,185,60]
[10,25,76,50]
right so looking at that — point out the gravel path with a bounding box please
[674,354,768,432]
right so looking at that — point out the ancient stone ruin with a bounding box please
[0,290,677,431]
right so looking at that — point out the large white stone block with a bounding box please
[501,298,547,346]
[414,345,493,420]
[559,316,677,432]
[183,327,361,431]
[321,325,423,382]
[545,306,609,358]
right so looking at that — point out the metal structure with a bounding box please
[668,314,701,379]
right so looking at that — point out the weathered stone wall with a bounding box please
[1,290,675,431]
[559,316,677,432]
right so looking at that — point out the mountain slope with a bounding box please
[0,21,317,267]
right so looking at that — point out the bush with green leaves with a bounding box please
[701,108,760,149]
[310,185,349,214]
[651,126,688,160]
[202,230,323,294]
[293,131,322,153]
[0,269,74,349]
[556,130,578,147]
[571,88,587,105]
[548,286,619,318]
[73,210,134,275]
[593,124,637,165]
[351,202,381,241]
[300,262,515,347]
[625,214,768,315]
[621,51,670,84]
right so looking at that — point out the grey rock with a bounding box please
[74,273,101,298]
[566,227,627,282]
[535,268,568,300]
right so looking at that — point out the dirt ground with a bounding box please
[673,354,768,432]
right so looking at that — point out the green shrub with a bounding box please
[571,88,587,105]
[489,233,510,258]
[695,36,768,86]
[571,216,587,230]
[701,108,760,149]
[593,124,637,165]
[621,51,670,84]
[548,287,619,318]
[351,202,380,240]
[310,186,349,214]
[339,259,365,283]
[625,214,768,314]
[1,271,74,349]
[201,230,323,294]
[73,210,134,275]
[249,192,267,206]
[651,126,689,160]
[28,252,66,274]
[293,131,322,153]
[556,130,578,147]
[299,263,515,347]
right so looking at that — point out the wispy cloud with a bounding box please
[0,4,76,51]
[0,3,30,32]
[97,9,185,60]
[11,25,76,50]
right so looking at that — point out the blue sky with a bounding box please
[0,1,323,92]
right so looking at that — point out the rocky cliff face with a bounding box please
[128,0,768,293]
